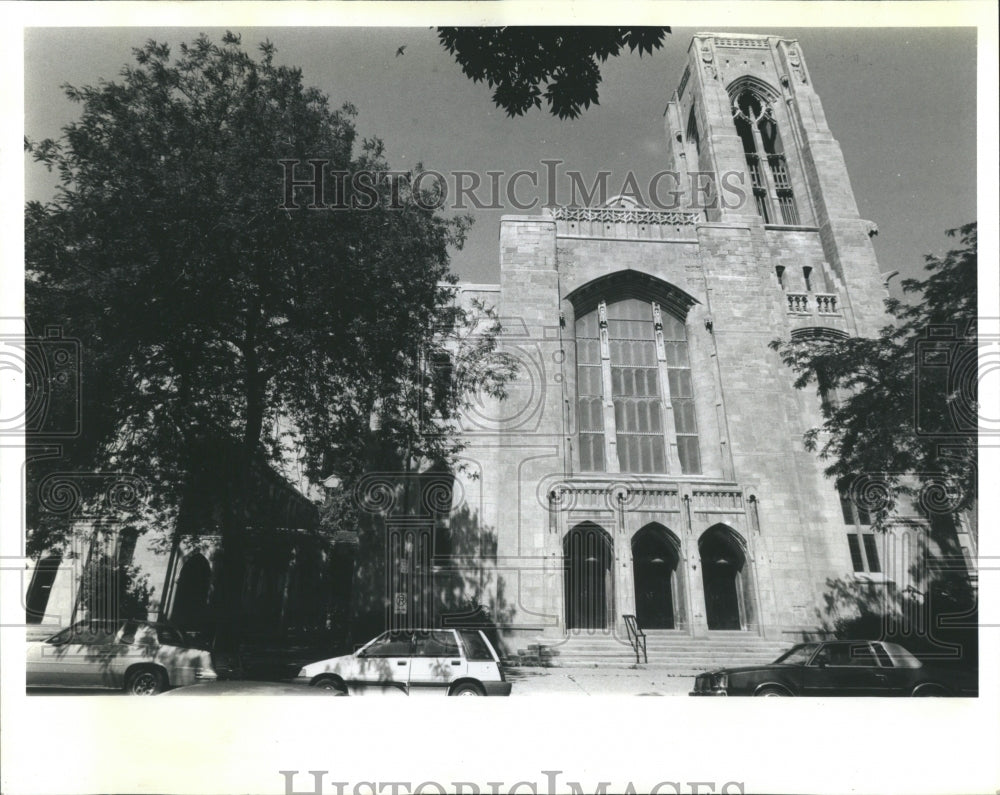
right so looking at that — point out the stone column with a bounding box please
[682,490,710,637]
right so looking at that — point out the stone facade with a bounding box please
[22,451,340,645]
[24,33,975,658]
[454,33,973,647]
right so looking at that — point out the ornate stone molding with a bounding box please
[551,206,700,227]
[786,46,807,84]
[715,37,769,49]
[700,44,717,80]
[690,489,744,512]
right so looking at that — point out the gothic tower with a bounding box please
[454,33,964,661]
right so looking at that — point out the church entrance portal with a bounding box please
[632,524,680,629]
[699,526,748,631]
[171,553,212,633]
[564,523,614,631]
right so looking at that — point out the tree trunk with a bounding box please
[213,306,268,666]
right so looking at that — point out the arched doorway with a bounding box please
[170,553,212,633]
[632,524,682,629]
[564,522,614,631]
[699,525,750,631]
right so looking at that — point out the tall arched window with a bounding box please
[26,554,62,624]
[575,295,701,474]
[731,84,798,225]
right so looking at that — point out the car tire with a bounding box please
[755,686,790,697]
[126,667,166,696]
[450,682,484,697]
[311,677,347,695]
[912,685,947,697]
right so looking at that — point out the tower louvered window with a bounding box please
[732,89,799,225]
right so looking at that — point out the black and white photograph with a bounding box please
[1,2,998,794]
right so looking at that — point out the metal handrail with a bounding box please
[623,614,647,664]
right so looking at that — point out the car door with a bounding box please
[870,642,913,695]
[75,621,124,688]
[27,623,81,687]
[352,632,412,695]
[459,629,505,689]
[408,630,467,696]
[800,641,884,696]
[38,621,103,688]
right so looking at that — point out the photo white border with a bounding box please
[2,3,997,794]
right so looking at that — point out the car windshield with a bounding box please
[360,632,413,657]
[772,643,820,665]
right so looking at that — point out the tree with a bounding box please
[25,32,513,649]
[771,223,978,526]
[438,27,670,119]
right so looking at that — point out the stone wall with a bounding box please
[472,33,923,643]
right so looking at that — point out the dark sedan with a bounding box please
[690,640,977,697]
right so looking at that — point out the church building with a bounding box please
[440,32,976,663]
[25,33,976,669]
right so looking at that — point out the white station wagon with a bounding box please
[26,619,217,695]
[296,628,511,696]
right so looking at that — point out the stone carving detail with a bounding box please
[786,293,809,314]
[651,302,664,332]
[691,489,744,511]
[716,37,769,49]
[552,206,700,227]
[574,488,610,510]
[545,484,577,514]
[598,301,611,360]
[787,47,807,84]
[640,489,681,511]
[748,494,761,534]
[733,93,775,126]
[700,45,717,80]
[559,482,682,514]
[814,293,839,315]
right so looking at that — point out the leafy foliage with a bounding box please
[76,552,154,622]
[771,224,978,519]
[25,33,515,634]
[438,27,669,119]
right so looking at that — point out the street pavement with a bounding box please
[28,668,697,697]
[507,666,693,696]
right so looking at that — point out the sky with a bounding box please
[25,26,978,289]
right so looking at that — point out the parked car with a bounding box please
[295,628,512,696]
[26,619,217,695]
[690,639,977,697]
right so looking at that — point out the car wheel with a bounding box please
[126,667,165,696]
[450,682,484,697]
[912,685,947,697]
[755,686,789,697]
[311,677,347,695]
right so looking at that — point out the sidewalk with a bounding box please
[507,666,694,696]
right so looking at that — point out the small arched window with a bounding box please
[686,106,701,159]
